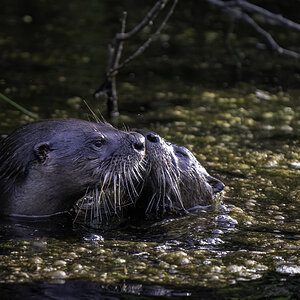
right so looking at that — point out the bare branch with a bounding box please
[94,0,177,117]
[241,12,300,59]
[227,0,300,31]
[116,0,168,41]
[205,0,300,59]
[94,13,128,116]
[113,0,178,73]
[111,12,127,71]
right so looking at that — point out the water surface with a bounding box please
[0,1,299,298]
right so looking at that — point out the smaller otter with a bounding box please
[172,144,225,207]
[0,119,145,217]
[135,130,224,215]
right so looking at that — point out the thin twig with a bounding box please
[226,0,300,31]
[113,0,178,73]
[116,0,168,41]
[241,12,300,59]
[109,11,127,75]
[225,15,242,75]
[205,0,300,59]
[0,92,38,119]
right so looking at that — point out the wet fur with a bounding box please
[135,131,224,216]
[0,119,145,217]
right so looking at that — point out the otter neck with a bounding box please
[4,171,84,217]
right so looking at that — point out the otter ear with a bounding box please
[34,142,52,163]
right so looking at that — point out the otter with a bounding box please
[0,119,145,217]
[135,130,224,215]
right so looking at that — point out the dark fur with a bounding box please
[172,144,224,207]
[0,119,145,216]
[135,131,224,215]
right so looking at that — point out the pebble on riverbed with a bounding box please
[48,270,67,279]
[159,251,192,266]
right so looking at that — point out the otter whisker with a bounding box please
[146,193,157,214]
[97,189,103,222]
[73,188,90,224]
[117,173,122,209]
[96,188,104,222]
[127,169,139,197]
[83,197,90,224]
[90,194,94,224]
[93,188,98,222]
[131,163,142,182]
[122,163,133,200]
[92,186,99,222]
[100,192,111,220]
[94,175,110,221]
[113,172,121,211]
[113,174,118,214]
[123,170,135,203]
[161,171,167,213]
[83,100,102,123]
[133,170,146,199]
[133,165,143,181]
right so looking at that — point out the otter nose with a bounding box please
[130,133,145,152]
[206,176,225,194]
[213,181,225,194]
[146,132,160,143]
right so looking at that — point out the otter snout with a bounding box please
[206,175,225,194]
[129,132,145,153]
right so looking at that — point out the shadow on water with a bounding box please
[0,273,299,299]
[0,215,77,243]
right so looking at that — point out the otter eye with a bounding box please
[92,138,105,148]
[175,150,188,158]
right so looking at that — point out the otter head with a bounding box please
[135,130,224,215]
[0,119,145,217]
[172,144,225,208]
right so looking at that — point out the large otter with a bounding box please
[135,130,224,215]
[0,119,145,217]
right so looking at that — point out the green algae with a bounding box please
[2,87,299,289]
[0,1,300,296]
